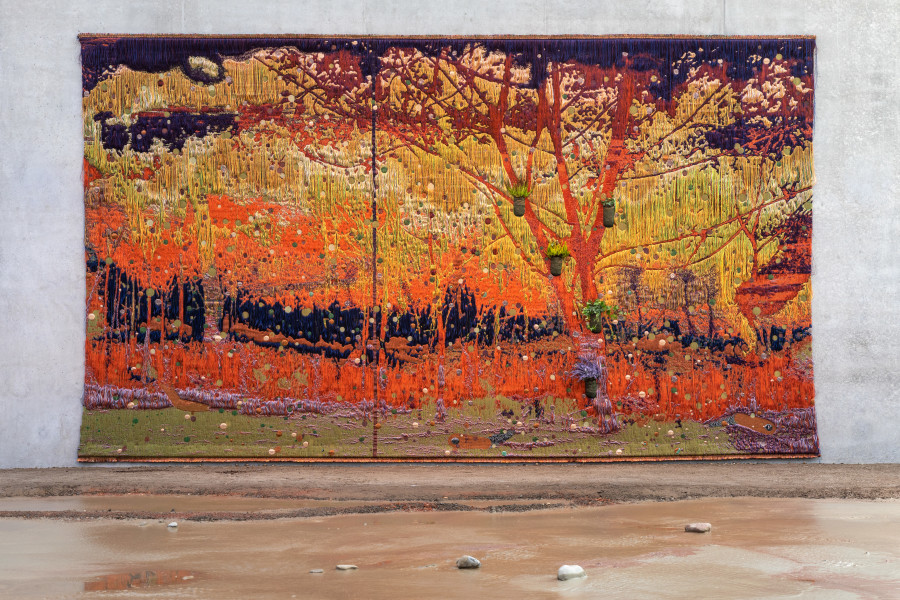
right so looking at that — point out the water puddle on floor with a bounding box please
[0,497,898,599]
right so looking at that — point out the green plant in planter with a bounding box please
[602,198,616,228]
[545,241,570,276]
[506,181,531,217]
[581,299,619,333]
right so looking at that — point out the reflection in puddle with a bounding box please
[84,570,195,591]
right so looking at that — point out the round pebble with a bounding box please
[557,565,586,580]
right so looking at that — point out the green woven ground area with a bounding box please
[79,402,737,459]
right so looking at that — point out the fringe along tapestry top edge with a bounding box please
[79,36,817,461]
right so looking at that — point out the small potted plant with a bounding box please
[581,299,619,333]
[569,354,607,399]
[545,240,570,276]
[506,181,531,217]
[602,198,616,228]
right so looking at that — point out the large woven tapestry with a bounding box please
[80,36,817,461]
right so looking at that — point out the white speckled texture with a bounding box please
[0,1,897,467]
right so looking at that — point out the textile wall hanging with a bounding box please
[79,35,817,461]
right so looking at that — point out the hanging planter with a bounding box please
[513,196,527,217]
[549,256,564,276]
[602,200,616,228]
[545,240,570,277]
[506,181,531,218]
[581,300,620,334]
[569,355,607,401]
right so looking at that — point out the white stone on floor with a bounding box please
[557,565,586,580]
[456,555,481,568]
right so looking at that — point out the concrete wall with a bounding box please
[1,0,897,467]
